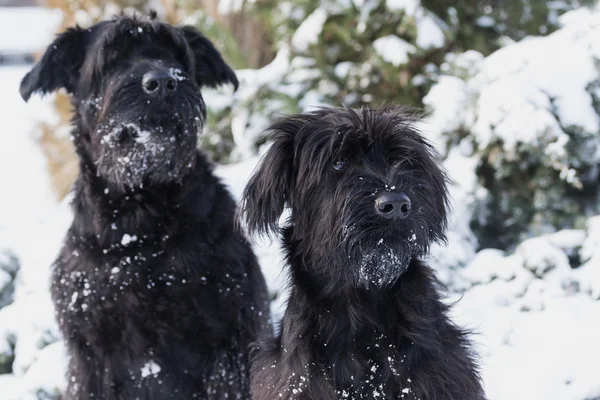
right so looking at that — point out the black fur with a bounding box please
[20,12,268,400]
[240,106,486,400]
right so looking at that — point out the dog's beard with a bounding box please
[95,119,201,189]
[356,238,414,288]
[339,210,431,289]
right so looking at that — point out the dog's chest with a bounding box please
[52,238,200,326]
[319,337,417,399]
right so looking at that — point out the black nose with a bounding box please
[142,70,178,96]
[375,192,411,220]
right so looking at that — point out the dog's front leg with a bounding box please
[63,336,116,400]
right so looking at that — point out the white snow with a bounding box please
[291,8,328,52]
[422,76,469,143]
[125,124,151,144]
[386,0,420,15]
[385,0,446,50]
[0,8,62,55]
[415,12,446,49]
[168,68,187,82]
[372,35,416,67]
[0,62,70,398]
[0,269,10,295]
[571,216,600,299]
[120,233,137,246]
[140,360,161,378]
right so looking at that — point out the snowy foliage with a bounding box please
[202,0,451,162]
[424,5,600,250]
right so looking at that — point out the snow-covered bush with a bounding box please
[0,250,18,309]
[0,250,19,375]
[459,215,599,303]
[423,0,596,54]
[202,0,453,162]
[424,6,600,250]
[571,216,600,299]
[199,0,592,162]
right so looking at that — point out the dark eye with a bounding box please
[333,160,346,171]
[107,49,120,62]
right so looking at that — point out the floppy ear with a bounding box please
[180,25,239,91]
[239,130,294,238]
[20,26,88,102]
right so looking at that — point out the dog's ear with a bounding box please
[239,130,294,238]
[180,26,239,91]
[20,26,88,102]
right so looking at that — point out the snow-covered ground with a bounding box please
[0,7,61,56]
[1,5,599,400]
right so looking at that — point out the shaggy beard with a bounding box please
[356,240,414,288]
[338,210,431,289]
[95,120,201,190]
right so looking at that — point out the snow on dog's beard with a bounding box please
[357,238,415,287]
[88,73,206,190]
[94,115,202,189]
[341,223,425,288]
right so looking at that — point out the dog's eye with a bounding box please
[333,160,346,171]
[107,49,119,61]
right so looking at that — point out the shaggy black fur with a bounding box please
[20,12,269,400]
[240,107,486,400]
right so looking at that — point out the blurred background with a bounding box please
[0,0,599,399]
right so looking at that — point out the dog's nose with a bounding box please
[375,192,411,220]
[142,70,178,96]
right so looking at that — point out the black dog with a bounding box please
[240,107,486,400]
[20,12,269,400]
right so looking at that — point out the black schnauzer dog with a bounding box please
[240,107,486,400]
[20,12,269,400]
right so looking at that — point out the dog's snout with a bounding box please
[142,70,178,96]
[375,192,411,220]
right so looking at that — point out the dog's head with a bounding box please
[240,106,449,288]
[20,12,238,189]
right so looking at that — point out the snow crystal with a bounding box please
[122,124,151,144]
[121,234,137,246]
[168,68,187,82]
[140,360,161,378]
[68,292,78,309]
[372,35,415,67]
